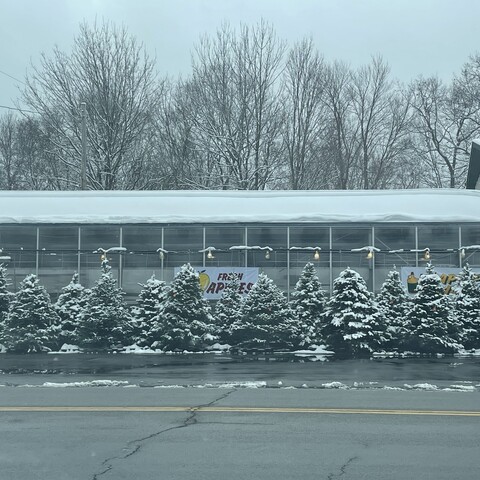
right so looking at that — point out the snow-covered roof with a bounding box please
[0,189,479,224]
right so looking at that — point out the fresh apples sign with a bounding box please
[180,267,258,299]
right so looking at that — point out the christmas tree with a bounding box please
[405,263,461,354]
[54,272,88,346]
[0,274,60,353]
[230,272,297,351]
[152,264,215,351]
[376,268,410,350]
[322,267,386,358]
[77,260,133,350]
[452,264,480,350]
[131,273,168,347]
[214,273,244,344]
[0,263,12,321]
[290,262,327,347]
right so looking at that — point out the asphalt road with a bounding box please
[1,385,480,479]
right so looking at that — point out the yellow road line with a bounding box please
[0,406,479,416]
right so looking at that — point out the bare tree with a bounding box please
[349,56,412,189]
[323,62,361,189]
[0,112,22,189]
[281,38,329,189]
[21,21,161,190]
[183,21,286,190]
[411,73,480,188]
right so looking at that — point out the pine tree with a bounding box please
[214,273,244,344]
[376,268,410,351]
[290,262,327,347]
[0,263,12,321]
[0,264,13,349]
[322,267,386,358]
[77,260,133,350]
[230,272,298,351]
[54,272,88,346]
[131,274,167,347]
[405,263,461,354]
[452,264,480,350]
[151,264,216,351]
[0,274,60,353]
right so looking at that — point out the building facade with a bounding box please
[1,189,479,301]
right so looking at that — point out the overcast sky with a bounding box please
[1,0,479,111]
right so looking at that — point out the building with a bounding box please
[1,189,479,300]
[466,139,480,190]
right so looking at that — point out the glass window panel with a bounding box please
[461,225,480,267]
[122,226,163,269]
[247,226,288,290]
[289,226,329,269]
[79,226,121,287]
[205,226,245,267]
[246,226,287,267]
[0,226,37,289]
[164,226,203,268]
[418,224,459,267]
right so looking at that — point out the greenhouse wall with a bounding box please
[1,222,478,301]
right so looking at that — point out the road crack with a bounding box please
[91,389,236,479]
[327,456,358,480]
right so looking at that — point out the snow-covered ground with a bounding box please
[3,379,478,392]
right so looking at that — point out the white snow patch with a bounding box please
[382,386,405,391]
[443,385,476,392]
[153,385,186,389]
[19,380,129,388]
[404,383,439,390]
[206,343,231,352]
[456,348,480,357]
[193,381,267,389]
[321,381,349,389]
[48,344,82,354]
[122,344,160,354]
[293,344,334,355]
[2,189,480,224]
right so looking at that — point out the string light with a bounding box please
[366,250,373,260]
[314,249,320,260]
[424,248,430,261]
[207,250,214,259]
[265,249,270,260]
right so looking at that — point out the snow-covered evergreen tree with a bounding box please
[131,274,167,347]
[77,260,133,350]
[54,272,88,346]
[290,262,327,347]
[376,268,410,350]
[214,273,243,344]
[322,267,387,358]
[0,274,60,353]
[230,272,298,351]
[0,263,12,321]
[151,264,216,351]
[452,263,480,350]
[0,263,12,350]
[405,263,462,354]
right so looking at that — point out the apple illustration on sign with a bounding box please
[199,270,210,290]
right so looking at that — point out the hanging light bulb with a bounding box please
[461,248,466,258]
[424,249,430,261]
[366,250,373,260]
[100,253,106,262]
[159,250,164,260]
[265,249,270,260]
[314,249,320,261]
[207,250,214,259]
